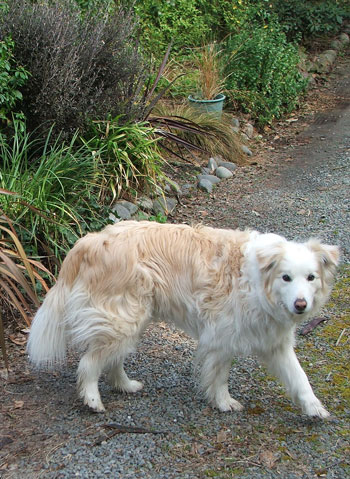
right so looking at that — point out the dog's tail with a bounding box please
[27,281,69,367]
[27,237,88,366]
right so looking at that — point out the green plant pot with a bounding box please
[188,93,225,118]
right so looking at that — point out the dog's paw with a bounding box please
[83,394,106,412]
[303,400,330,419]
[214,395,244,412]
[121,379,143,394]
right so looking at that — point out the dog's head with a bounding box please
[255,237,339,320]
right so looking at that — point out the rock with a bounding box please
[113,200,138,216]
[164,181,181,197]
[217,161,237,172]
[215,166,233,179]
[244,123,254,139]
[112,204,131,220]
[240,133,250,142]
[242,145,253,156]
[232,117,240,128]
[339,33,350,45]
[330,39,342,50]
[197,179,213,193]
[197,174,221,185]
[313,50,337,73]
[108,212,119,223]
[152,196,177,215]
[201,167,211,175]
[208,157,218,172]
[232,126,240,133]
[138,196,153,212]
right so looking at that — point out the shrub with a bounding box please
[0,0,148,139]
[0,36,29,130]
[271,0,349,41]
[224,24,308,126]
[134,0,210,55]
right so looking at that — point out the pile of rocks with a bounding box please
[109,147,252,222]
[306,31,349,75]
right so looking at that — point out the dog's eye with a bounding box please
[282,274,292,282]
[307,274,315,281]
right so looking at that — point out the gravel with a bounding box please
[1,60,350,479]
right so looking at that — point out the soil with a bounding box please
[1,53,350,478]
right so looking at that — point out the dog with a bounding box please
[27,221,339,417]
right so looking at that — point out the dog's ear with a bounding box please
[255,242,284,274]
[307,240,340,272]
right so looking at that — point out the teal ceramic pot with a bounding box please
[188,93,225,118]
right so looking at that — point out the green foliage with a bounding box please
[224,24,308,126]
[83,118,166,203]
[0,36,29,129]
[149,213,168,223]
[0,0,149,139]
[134,0,210,55]
[271,0,349,40]
[0,122,106,260]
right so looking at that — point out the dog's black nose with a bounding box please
[294,299,307,313]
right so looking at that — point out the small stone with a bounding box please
[208,157,218,172]
[197,179,213,193]
[152,196,177,215]
[138,196,153,212]
[217,161,237,172]
[244,123,254,138]
[330,39,342,50]
[113,200,138,216]
[112,204,131,220]
[164,180,181,196]
[215,166,233,179]
[197,174,221,184]
[242,145,253,156]
[201,167,211,174]
[232,117,240,128]
[339,33,350,45]
[232,126,240,133]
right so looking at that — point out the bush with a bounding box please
[271,0,349,41]
[135,0,210,55]
[0,0,149,139]
[224,24,308,126]
[0,36,29,130]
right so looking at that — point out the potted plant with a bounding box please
[188,43,226,117]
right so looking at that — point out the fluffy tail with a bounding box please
[27,282,68,367]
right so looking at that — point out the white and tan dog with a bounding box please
[27,221,339,417]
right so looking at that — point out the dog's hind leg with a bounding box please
[198,349,243,412]
[107,359,143,394]
[77,348,110,412]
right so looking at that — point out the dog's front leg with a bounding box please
[261,345,329,418]
[197,348,243,412]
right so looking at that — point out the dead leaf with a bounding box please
[259,450,279,468]
[9,334,27,346]
[13,400,24,409]
[216,430,228,443]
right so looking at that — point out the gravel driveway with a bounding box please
[1,59,349,479]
